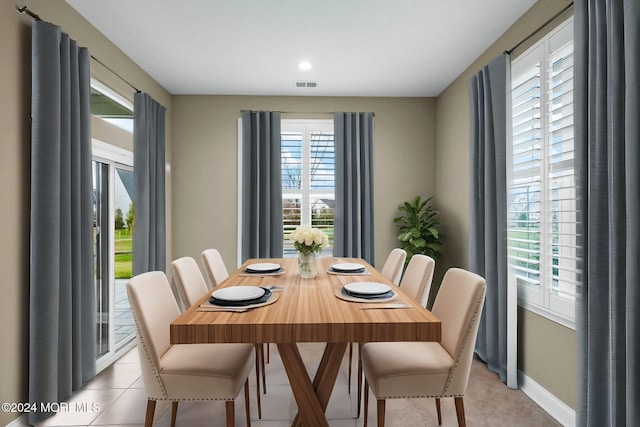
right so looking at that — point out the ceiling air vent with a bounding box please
[295,81,318,88]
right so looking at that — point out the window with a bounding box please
[91,80,134,133]
[508,17,577,327]
[281,120,335,256]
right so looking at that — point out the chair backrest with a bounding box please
[171,256,209,308]
[398,254,435,307]
[432,268,487,396]
[380,248,407,285]
[126,271,181,399]
[201,248,229,288]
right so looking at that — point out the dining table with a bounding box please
[170,256,441,426]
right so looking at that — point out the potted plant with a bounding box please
[394,195,442,263]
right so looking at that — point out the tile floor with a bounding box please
[26,343,561,427]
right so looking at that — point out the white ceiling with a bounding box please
[66,0,536,97]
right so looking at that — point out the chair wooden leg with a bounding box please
[253,344,262,419]
[363,379,369,427]
[435,398,442,425]
[260,344,267,393]
[454,397,466,427]
[144,400,156,427]
[356,343,363,418]
[347,342,353,394]
[377,399,386,427]
[260,345,269,394]
[244,379,251,427]
[266,342,270,363]
[225,400,235,427]
[171,401,178,427]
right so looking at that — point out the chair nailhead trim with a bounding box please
[378,394,464,399]
[131,311,168,398]
[133,309,242,402]
[442,288,485,394]
[172,273,188,310]
[150,397,235,402]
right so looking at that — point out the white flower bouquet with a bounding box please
[290,225,329,255]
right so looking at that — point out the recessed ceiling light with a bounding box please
[298,61,312,71]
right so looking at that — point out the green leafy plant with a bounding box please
[394,195,442,263]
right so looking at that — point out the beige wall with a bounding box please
[435,0,576,409]
[0,6,31,426]
[171,96,436,273]
[0,1,172,425]
[518,308,577,408]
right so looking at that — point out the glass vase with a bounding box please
[298,252,317,279]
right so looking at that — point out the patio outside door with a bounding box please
[93,157,136,370]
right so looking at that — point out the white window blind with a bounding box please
[281,120,335,255]
[508,17,577,326]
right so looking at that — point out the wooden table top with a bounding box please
[170,257,441,345]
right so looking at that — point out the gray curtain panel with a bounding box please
[29,20,96,424]
[241,111,283,261]
[133,92,167,275]
[333,112,375,265]
[468,53,516,387]
[574,1,640,425]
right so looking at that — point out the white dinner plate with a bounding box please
[247,262,280,273]
[343,282,391,296]
[331,262,365,272]
[212,286,266,302]
[245,262,281,273]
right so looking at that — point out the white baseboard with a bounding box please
[518,370,575,427]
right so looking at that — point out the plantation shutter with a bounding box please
[508,19,576,322]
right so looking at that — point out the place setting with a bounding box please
[335,282,414,309]
[239,262,286,276]
[198,285,280,312]
[335,281,399,303]
[327,262,371,276]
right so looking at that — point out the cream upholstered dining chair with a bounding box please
[171,256,263,419]
[380,248,407,285]
[398,254,436,307]
[361,268,487,427]
[201,248,229,288]
[171,256,209,311]
[126,271,254,427]
[355,253,435,416]
[200,249,269,396]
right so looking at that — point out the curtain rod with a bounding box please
[15,4,39,20]
[91,56,140,93]
[241,110,375,116]
[242,110,334,115]
[505,2,573,55]
[16,4,141,93]
[281,111,375,116]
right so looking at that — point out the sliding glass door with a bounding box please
[94,160,110,358]
[93,145,136,370]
